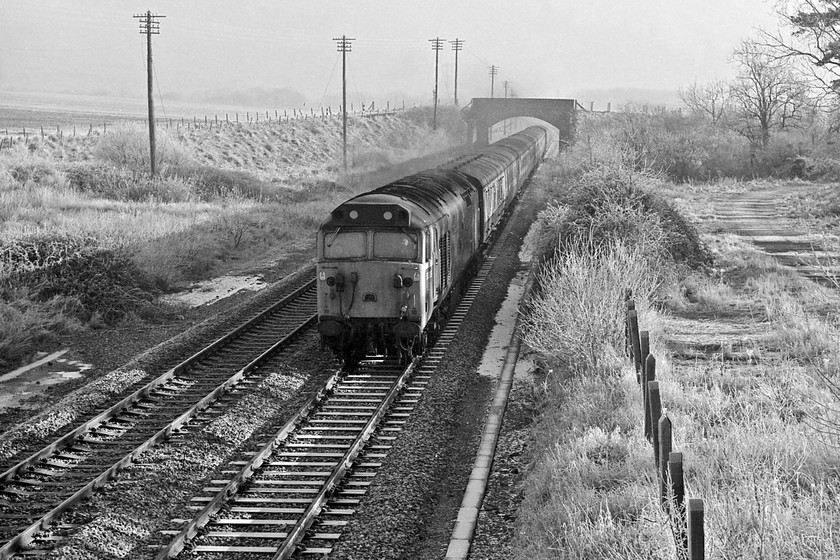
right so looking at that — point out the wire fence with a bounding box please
[0,100,408,151]
[625,295,705,560]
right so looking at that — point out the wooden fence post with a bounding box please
[640,330,650,364]
[669,452,687,554]
[644,354,656,439]
[658,414,672,509]
[648,381,661,453]
[687,499,704,560]
[669,452,685,509]
[627,309,642,381]
[625,297,635,360]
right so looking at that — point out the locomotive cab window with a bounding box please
[373,231,418,260]
[323,230,367,259]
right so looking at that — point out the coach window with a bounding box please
[324,230,367,259]
[373,231,418,260]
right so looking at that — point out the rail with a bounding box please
[0,279,318,559]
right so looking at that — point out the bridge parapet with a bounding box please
[460,97,577,147]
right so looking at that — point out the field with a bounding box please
[0,103,465,371]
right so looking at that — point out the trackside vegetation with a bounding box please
[515,110,840,558]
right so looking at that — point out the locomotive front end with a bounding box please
[316,199,429,358]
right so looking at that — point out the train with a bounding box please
[316,125,549,362]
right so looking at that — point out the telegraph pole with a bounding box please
[333,35,355,171]
[429,37,445,130]
[450,38,464,106]
[504,80,509,135]
[133,10,164,176]
[489,65,499,99]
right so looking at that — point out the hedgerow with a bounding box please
[0,234,159,324]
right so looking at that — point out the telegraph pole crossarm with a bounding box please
[132,11,165,177]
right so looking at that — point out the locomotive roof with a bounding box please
[320,169,475,229]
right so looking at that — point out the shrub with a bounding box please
[0,234,159,323]
[546,166,710,269]
[520,240,661,377]
[94,123,193,173]
[164,164,281,201]
[131,225,222,290]
[0,296,84,370]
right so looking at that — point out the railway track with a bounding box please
[152,249,500,558]
[0,278,319,559]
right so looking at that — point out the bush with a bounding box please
[546,166,710,269]
[0,297,84,370]
[0,234,159,323]
[63,162,194,203]
[94,123,193,173]
[164,164,281,201]
[131,225,223,291]
[567,110,839,182]
[521,240,661,377]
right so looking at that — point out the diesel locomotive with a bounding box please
[316,126,549,361]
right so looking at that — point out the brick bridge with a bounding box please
[460,97,578,147]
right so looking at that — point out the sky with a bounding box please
[0,0,780,110]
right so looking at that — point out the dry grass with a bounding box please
[521,241,662,377]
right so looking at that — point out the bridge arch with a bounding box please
[460,97,578,147]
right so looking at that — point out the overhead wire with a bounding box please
[464,47,541,98]
[318,52,341,108]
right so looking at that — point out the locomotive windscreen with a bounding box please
[373,231,419,260]
[323,230,367,259]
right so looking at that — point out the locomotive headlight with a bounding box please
[402,277,414,287]
[319,271,326,281]
[326,276,336,286]
[393,274,403,289]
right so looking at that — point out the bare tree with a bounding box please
[761,0,840,98]
[679,80,732,126]
[730,39,808,146]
